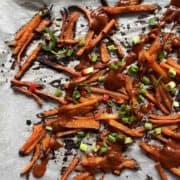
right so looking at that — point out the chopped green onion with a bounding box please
[98,76,106,82]
[75,138,81,148]
[153,76,162,87]
[144,122,153,130]
[138,94,145,102]
[138,84,147,94]
[122,117,129,124]
[77,131,86,138]
[148,18,157,27]
[154,128,161,135]
[124,137,133,144]
[108,63,118,70]
[72,89,81,100]
[107,134,117,143]
[107,44,117,51]
[51,49,67,56]
[172,101,179,108]
[122,116,134,125]
[142,76,150,85]
[45,126,53,131]
[132,36,140,45]
[128,64,139,74]
[66,49,73,57]
[116,60,125,67]
[54,88,62,97]
[107,100,114,107]
[166,81,176,91]
[168,68,176,78]
[92,143,99,152]
[99,146,108,155]
[158,51,166,61]
[78,39,85,47]
[91,54,98,62]
[80,142,89,152]
[43,28,57,51]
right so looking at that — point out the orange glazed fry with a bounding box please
[100,42,110,63]
[155,162,168,180]
[87,19,116,50]
[38,58,81,77]
[17,32,34,66]
[102,5,157,15]
[73,172,93,180]
[149,114,180,120]
[20,144,40,176]
[19,125,45,155]
[15,14,41,40]
[144,52,168,79]
[64,12,80,40]
[34,89,67,105]
[15,44,42,80]
[13,86,43,106]
[108,119,143,137]
[166,57,180,71]
[61,158,79,180]
[35,18,50,33]
[149,118,180,125]
[56,130,80,138]
[76,30,94,56]
[160,62,180,75]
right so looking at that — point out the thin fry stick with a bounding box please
[87,19,116,50]
[160,62,180,75]
[20,144,40,176]
[64,12,80,40]
[15,44,42,80]
[59,10,68,40]
[100,42,110,63]
[155,162,168,180]
[149,118,180,125]
[34,89,67,105]
[56,130,80,138]
[37,107,62,118]
[57,118,100,129]
[158,84,172,112]
[76,30,94,56]
[68,5,92,27]
[166,57,180,71]
[61,158,79,180]
[84,70,106,83]
[58,39,80,45]
[19,125,45,155]
[170,168,180,176]
[108,119,143,137]
[38,58,81,77]
[16,32,34,66]
[144,52,168,80]
[73,172,92,180]
[11,79,44,88]
[58,97,101,114]
[35,18,50,33]
[155,86,169,114]
[149,114,180,120]
[90,87,128,100]
[143,91,157,104]
[148,36,161,56]
[102,5,157,15]
[162,127,180,140]
[13,86,43,106]
[15,14,41,40]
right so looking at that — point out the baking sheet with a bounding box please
[0,0,178,180]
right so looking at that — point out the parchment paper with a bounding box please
[0,0,178,180]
